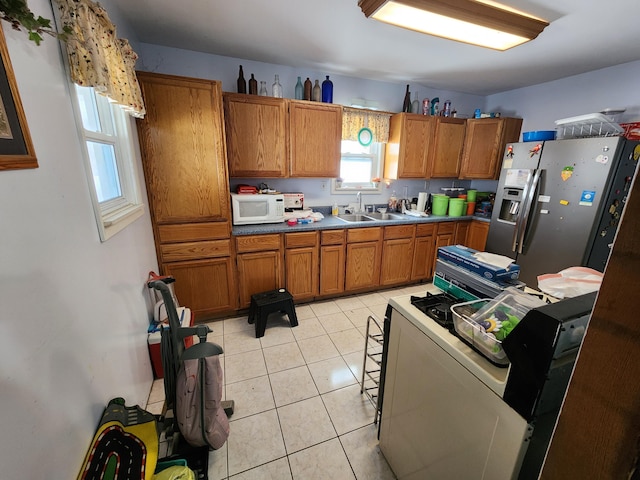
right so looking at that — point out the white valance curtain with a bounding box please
[342,107,392,143]
[54,0,146,118]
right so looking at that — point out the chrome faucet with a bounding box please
[356,191,363,213]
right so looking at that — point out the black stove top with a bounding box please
[410,291,460,330]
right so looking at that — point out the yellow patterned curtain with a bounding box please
[342,107,392,143]
[55,0,145,118]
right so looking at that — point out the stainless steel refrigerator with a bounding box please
[486,136,639,287]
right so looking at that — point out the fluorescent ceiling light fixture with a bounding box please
[359,0,549,50]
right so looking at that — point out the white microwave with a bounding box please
[230,193,285,225]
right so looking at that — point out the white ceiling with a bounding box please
[109,0,640,96]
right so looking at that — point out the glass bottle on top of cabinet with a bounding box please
[259,81,268,96]
[321,75,333,103]
[304,77,312,101]
[295,76,303,100]
[272,75,283,98]
[248,74,258,95]
[312,79,321,101]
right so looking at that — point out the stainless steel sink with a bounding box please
[336,214,376,222]
[336,212,405,222]
[364,212,405,220]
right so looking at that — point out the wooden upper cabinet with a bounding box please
[137,72,230,224]
[384,113,435,179]
[223,93,288,177]
[459,117,523,179]
[429,117,466,178]
[289,100,342,177]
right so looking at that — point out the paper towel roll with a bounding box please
[417,192,428,212]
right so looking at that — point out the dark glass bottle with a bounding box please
[248,74,258,95]
[304,77,312,101]
[402,84,411,113]
[237,65,247,94]
[321,75,333,103]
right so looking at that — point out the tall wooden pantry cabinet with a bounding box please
[136,72,237,319]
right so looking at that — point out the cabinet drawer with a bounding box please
[158,222,229,243]
[285,231,318,248]
[321,229,345,245]
[384,224,415,240]
[161,239,231,263]
[236,234,282,253]
[416,223,437,237]
[436,222,456,235]
[347,227,383,243]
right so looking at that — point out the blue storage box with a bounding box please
[437,245,520,281]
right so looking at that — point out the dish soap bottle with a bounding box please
[388,191,398,212]
[332,202,339,216]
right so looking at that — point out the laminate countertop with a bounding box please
[232,213,491,236]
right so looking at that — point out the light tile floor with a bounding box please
[147,284,434,479]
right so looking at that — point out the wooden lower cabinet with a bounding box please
[412,223,436,281]
[163,258,236,318]
[320,230,346,296]
[433,222,456,268]
[380,225,416,287]
[285,232,319,302]
[345,227,382,292]
[455,220,471,246]
[236,234,284,308]
[466,220,490,251]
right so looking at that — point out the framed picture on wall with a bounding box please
[0,23,37,171]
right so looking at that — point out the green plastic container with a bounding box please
[448,198,465,217]
[431,195,449,216]
[466,189,477,202]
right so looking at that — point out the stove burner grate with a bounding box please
[410,291,459,330]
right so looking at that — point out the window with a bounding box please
[332,140,384,194]
[71,85,144,241]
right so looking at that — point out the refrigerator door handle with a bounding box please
[512,170,534,252]
[517,169,543,254]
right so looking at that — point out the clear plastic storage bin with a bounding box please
[452,288,545,365]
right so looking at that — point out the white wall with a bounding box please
[0,0,158,477]
[486,60,640,133]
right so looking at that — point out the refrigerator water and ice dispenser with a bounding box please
[498,188,524,224]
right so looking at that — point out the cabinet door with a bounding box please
[137,72,230,224]
[320,245,345,296]
[286,246,319,301]
[459,118,522,179]
[224,94,288,177]
[345,241,381,291]
[455,221,470,246]
[412,235,435,281]
[237,250,284,308]
[466,221,490,251]
[429,117,466,178]
[433,223,456,267]
[384,114,435,179]
[289,101,342,177]
[380,237,415,286]
[163,257,236,319]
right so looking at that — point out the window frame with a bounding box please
[331,140,384,195]
[70,84,144,241]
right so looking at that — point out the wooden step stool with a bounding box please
[248,288,298,338]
